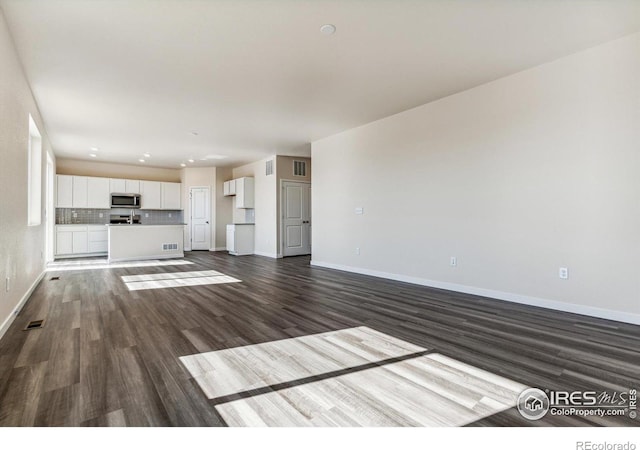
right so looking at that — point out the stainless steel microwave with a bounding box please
[110,193,141,208]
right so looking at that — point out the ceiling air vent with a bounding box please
[265,159,274,176]
[293,160,306,177]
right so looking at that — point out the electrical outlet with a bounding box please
[559,267,569,279]
[450,257,457,267]
[355,247,360,255]
[72,212,78,218]
[145,213,149,218]
[5,277,10,292]
[99,213,103,218]
[354,207,364,215]
[168,213,172,218]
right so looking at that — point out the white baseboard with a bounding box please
[108,253,184,263]
[0,270,46,341]
[254,251,278,259]
[184,247,192,251]
[310,260,640,326]
[213,247,227,252]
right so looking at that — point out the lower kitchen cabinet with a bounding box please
[55,225,108,257]
[226,224,254,256]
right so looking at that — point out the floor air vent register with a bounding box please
[24,320,44,331]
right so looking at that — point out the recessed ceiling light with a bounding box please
[320,24,336,35]
[188,158,194,163]
[143,153,151,158]
[89,153,97,158]
[180,163,186,167]
[90,147,99,151]
[139,159,145,163]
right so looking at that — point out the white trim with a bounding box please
[254,251,278,259]
[184,247,192,251]
[54,252,107,259]
[0,271,46,341]
[213,246,227,251]
[310,260,640,325]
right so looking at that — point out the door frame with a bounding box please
[188,186,211,251]
[279,179,311,258]
[45,153,55,263]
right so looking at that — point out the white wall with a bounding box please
[233,156,278,257]
[0,9,54,337]
[56,158,182,182]
[180,167,217,251]
[312,33,640,324]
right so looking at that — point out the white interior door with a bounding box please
[190,187,211,250]
[282,181,311,257]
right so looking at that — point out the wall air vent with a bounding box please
[265,159,274,176]
[162,243,178,251]
[293,160,306,177]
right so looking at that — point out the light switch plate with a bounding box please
[354,207,364,215]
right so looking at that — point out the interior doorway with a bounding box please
[281,180,311,257]
[189,186,211,250]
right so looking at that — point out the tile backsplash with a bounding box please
[56,208,184,225]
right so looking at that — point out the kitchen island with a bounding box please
[107,224,185,262]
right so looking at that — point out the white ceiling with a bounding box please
[2,0,639,168]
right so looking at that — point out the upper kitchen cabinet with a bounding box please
[161,182,181,209]
[109,178,126,193]
[125,179,140,194]
[223,179,236,196]
[72,176,88,208]
[140,180,161,209]
[235,177,254,208]
[56,175,73,207]
[86,177,110,208]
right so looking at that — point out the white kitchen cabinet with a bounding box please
[87,177,110,208]
[125,179,140,194]
[226,224,254,256]
[223,180,237,196]
[72,176,88,208]
[140,180,162,209]
[161,182,181,209]
[235,177,254,208]
[56,175,73,207]
[55,228,73,255]
[56,225,108,257]
[110,178,126,193]
[88,225,108,253]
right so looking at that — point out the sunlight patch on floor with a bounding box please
[47,259,194,271]
[180,326,527,426]
[122,269,241,291]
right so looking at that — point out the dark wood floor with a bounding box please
[0,252,638,426]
